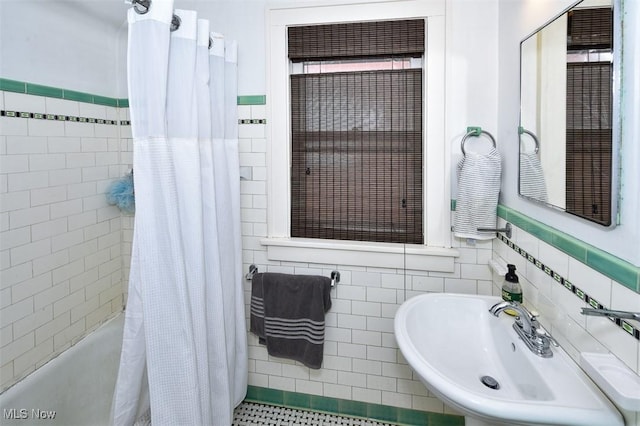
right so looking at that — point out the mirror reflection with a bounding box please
[519,0,615,226]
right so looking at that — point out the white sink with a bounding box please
[394,293,623,426]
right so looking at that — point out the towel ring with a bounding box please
[461,129,496,156]
[518,127,540,154]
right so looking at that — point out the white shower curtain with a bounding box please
[111,2,247,425]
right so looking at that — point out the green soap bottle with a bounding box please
[501,264,522,315]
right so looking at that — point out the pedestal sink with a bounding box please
[394,293,623,426]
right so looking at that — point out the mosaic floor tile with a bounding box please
[133,402,397,425]
[232,402,396,426]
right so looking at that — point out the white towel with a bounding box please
[519,152,548,202]
[454,148,502,240]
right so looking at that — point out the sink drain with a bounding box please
[480,375,500,390]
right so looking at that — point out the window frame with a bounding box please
[264,0,457,272]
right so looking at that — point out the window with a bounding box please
[265,1,456,271]
[288,20,424,244]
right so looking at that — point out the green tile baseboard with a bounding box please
[496,204,640,293]
[0,78,128,108]
[1,78,266,107]
[244,385,464,426]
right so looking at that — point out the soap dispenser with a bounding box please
[501,264,522,315]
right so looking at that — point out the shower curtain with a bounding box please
[111,2,248,425]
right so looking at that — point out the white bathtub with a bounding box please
[0,314,126,426]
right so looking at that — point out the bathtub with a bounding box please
[0,314,127,426]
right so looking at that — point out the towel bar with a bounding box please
[245,264,340,288]
[245,264,258,280]
[477,222,512,239]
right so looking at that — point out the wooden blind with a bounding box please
[289,20,424,244]
[565,62,612,225]
[567,8,613,51]
[288,20,425,62]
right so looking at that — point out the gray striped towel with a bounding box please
[519,152,548,202]
[250,272,332,369]
[454,148,502,240]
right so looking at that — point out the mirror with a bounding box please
[519,0,617,227]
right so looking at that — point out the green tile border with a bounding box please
[26,83,63,98]
[496,204,640,293]
[238,95,266,105]
[244,385,464,426]
[2,78,266,107]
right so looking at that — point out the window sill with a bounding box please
[260,237,459,273]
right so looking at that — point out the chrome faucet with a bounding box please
[489,301,558,358]
[489,300,534,335]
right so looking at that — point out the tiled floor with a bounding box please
[233,402,390,426]
[134,402,396,425]
[232,402,396,426]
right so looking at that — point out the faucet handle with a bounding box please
[535,325,559,347]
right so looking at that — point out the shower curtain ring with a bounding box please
[170,14,181,32]
[127,0,151,15]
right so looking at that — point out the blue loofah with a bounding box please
[106,172,135,214]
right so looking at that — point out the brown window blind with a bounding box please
[289,20,424,244]
[288,20,425,62]
[565,62,612,225]
[565,7,613,226]
[567,8,613,51]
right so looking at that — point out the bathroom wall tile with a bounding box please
[586,316,638,372]
[49,169,81,186]
[0,116,29,136]
[9,205,49,229]
[0,154,29,174]
[366,287,395,304]
[50,199,82,220]
[4,92,46,113]
[0,227,31,251]
[78,103,107,120]
[269,375,296,392]
[366,346,396,363]
[568,257,612,307]
[30,186,67,207]
[352,387,381,404]
[0,332,35,365]
[13,305,52,340]
[29,154,65,171]
[237,105,251,119]
[0,263,33,289]
[538,241,569,278]
[251,105,266,119]
[48,136,80,153]
[45,98,80,117]
[8,171,48,192]
[31,218,67,242]
[33,250,69,277]
[64,121,95,138]
[238,123,265,139]
[28,119,65,137]
[5,135,45,155]
[611,283,640,314]
[443,278,476,294]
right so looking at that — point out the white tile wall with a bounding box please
[0,91,128,391]
[238,105,492,416]
[492,218,640,426]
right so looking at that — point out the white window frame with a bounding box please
[264,0,457,272]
